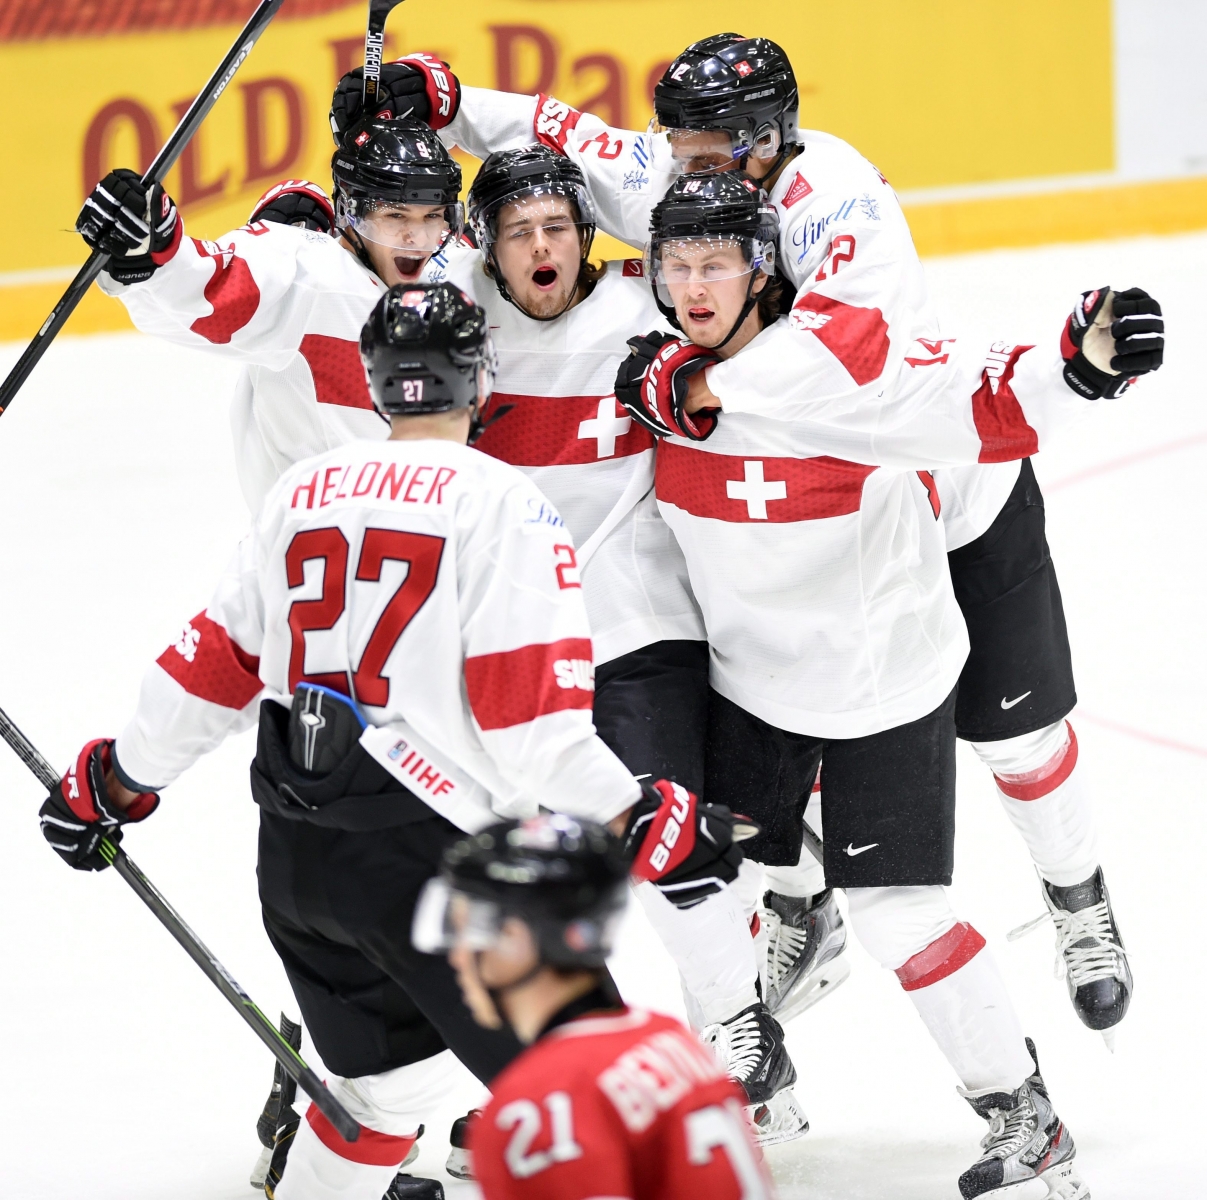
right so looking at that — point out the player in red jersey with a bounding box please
[413,813,775,1200]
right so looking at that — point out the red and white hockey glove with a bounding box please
[39,739,159,872]
[624,780,757,908]
[1061,286,1164,399]
[614,331,721,441]
[330,53,461,140]
[250,179,336,236]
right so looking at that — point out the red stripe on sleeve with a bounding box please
[305,1103,417,1166]
[299,333,376,411]
[189,245,260,344]
[532,94,582,153]
[789,292,891,386]
[156,611,262,710]
[465,638,595,731]
[972,343,1039,463]
[895,922,986,991]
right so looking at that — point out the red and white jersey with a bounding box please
[459,258,704,665]
[473,1007,773,1200]
[99,219,468,509]
[114,437,640,831]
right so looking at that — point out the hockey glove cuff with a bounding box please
[615,332,721,441]
[77,169,181,284]
[39,738,160,871]
[330,55,461,140]
[623,779,758,908]
[1061,286,1164,400]
[250,180,336,235]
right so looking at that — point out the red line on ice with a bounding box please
[1046,430,1207,492]
[1074,710,1207,760]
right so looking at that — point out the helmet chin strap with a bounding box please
[342,225,377,275]
[479,951,548,1029]
[711,269,765,352]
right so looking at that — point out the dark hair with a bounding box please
[754,271,784,328]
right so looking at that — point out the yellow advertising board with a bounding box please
[1,0,1198,340]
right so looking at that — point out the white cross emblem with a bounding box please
[726,460,787,520]
[577,396,631,458]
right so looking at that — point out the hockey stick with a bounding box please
[0,704,361,1144]
[361,0,408,112]
[0,0,289,418]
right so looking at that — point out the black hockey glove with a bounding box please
[614,331,721,441]
[330,53,461,141]
[623,779,758,908]
[39,739,159,871]
[1061,286,1164,400]
[77,168,180,284]
[250,179,336,235]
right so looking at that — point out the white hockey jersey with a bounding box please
[99,218,465,509]
[458,257,704,665]
[441,89,1025,554]
[114,437,641,832]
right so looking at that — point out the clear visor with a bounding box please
[482,191,594,251]
[345,198,463,255]
[646,234,775,307]
[650,123,780,175]
[412,876,504,955]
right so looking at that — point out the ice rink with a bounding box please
[1,229,1202,1199]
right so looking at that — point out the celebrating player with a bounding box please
[36,283,750,1200]
[414,813,775,1200]
[76,115,467,510]
[613,170,1162,1198]
[453,144,804,1142]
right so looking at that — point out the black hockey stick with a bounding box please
[361,0,408,112]
[0,0,289,418]
[0,704,361,1144]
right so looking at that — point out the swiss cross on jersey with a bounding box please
[475,393,653,467]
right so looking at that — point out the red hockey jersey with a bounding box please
[473,1008,774,1200]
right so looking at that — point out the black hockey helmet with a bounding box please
[654,34,799,173]
[467,145,597,319]
[413,814,630,970]
[646,171,778,348]
[332,116,463,266]
[359,282,495,418]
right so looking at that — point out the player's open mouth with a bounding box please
[532,265,558,289]
[687,306,715,323]
[394,254,427,278]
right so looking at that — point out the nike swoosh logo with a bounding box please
[845,842,878,856]
[1000,691,1033,710]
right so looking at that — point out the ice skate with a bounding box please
[702,1002,808,1145]
[762,888,850,1023]
[383,1168,443,1200]
[250,1013,302,1189]
[958,1039,1089,1199]
[444,1109,479,1180]
[1009,867,1131,1037]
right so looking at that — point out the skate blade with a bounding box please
[1100,1028,1116,1054]
[444,1145,474,1180]
[774,957,851,1025]
[249,1144,271,1189]
[1042,1160,1091,1200]
[748,1088,809,1147]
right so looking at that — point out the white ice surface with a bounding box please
[1,232,1203,1198]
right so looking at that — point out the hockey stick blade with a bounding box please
[362,0,407,110]
[0,0,288,418]
[0,705,360,1143]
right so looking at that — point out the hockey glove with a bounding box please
[1061,286,1164,400]
[624,779,758,908]
[330,54,461,140]
[614,332,721,441]
[77,168,180,284]
[39,739,159,871]
[250,179,336,236]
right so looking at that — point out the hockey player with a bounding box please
[413,812,775,1200]
[331,38,1150,1039]
[455,145,806,1143]
[614,172,1162,1199]
[36,283,750,1200]
[76,115,468,510]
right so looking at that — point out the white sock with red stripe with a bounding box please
[274,1050,461,1200]
[635,879,761,1028]
[971,720,1100,887]
[846,886,1034,1091]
